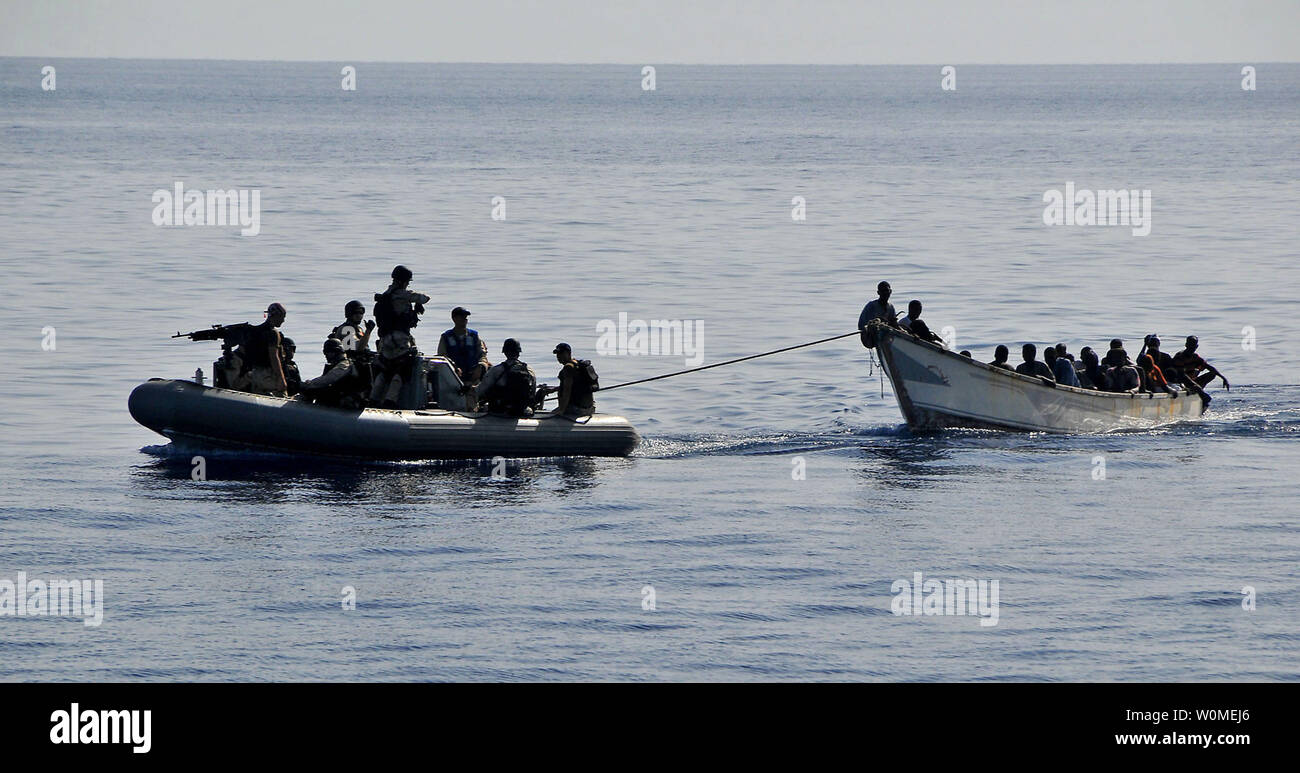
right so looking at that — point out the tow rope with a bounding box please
[599,331,861,393]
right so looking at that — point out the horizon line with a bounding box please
[3,56,1296,67]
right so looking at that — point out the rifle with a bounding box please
[172,323,255,351]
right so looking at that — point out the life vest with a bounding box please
[1142,359,1168,388]
[488,360,535,416]
[440,328,482,373]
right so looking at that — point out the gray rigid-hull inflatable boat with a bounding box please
[128,376,640,460]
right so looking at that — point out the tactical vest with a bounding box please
[374,290,420,336]
[332,322,364,350]
[488,360,535,416]
[562,359,598,408]
[243,322,279,368]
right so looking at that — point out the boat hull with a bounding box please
[128,379,640,459]
[872,326,1205,433]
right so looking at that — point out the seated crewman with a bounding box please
[300,338,369,409]
[474,338,537,417]
[438,306,490,387]
[536,343,599,417]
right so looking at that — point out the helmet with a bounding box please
[323,338,344,354]
[391,265,413,282]
[502,338,522,355]
[281,337,296,350]
[345,300,365,315]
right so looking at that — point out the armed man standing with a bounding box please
[245,303,290,396]
[370,265,430,408]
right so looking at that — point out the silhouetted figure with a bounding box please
[1138,353,1178,395]
[1078,347,1103,389]
[1045,344,1080,387]
[989,345,1014,371]
[858,281,899,348]
[474,338,537,417]
[1171,335,1229,390]
[245,302,289,396]
[301,338,369,409]
[371,265,430,408]
[1016,343,1055,381]
[898,300,945,345]
[1103,348,1140,392]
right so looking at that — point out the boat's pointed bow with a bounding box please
[128,379,183,436]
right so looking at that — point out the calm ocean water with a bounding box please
[1,60,1298,681]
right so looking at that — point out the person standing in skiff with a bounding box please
[370,265,429,408]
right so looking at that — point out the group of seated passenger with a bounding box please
[977,335,1228,405]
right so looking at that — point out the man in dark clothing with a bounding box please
[371,265,430,408]
[1138,353,1178,395]
[301,338,369,409]
[1045,345,1080,387]
[898,300,945,346]
[281,337,302,396]
[1015,343,1055,381]
[1108,339,1132,365]
[1171,335,1229,390]
[539,343,598,417]
[331,300,375,355]
[1103,348,1140,392]
[1078,347,1103,389]
[989,345,1015,371]
[474,338,536,417]
[1138,335,1177,376]
[858,281,899,348]
[245,302,289,395]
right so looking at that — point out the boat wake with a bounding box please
[138,384,1298,467]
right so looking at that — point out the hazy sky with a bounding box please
[3,0,1298,64]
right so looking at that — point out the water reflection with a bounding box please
[131,443,619,510]
[855,436,961,489]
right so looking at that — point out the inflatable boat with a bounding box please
[128,358,639,459]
